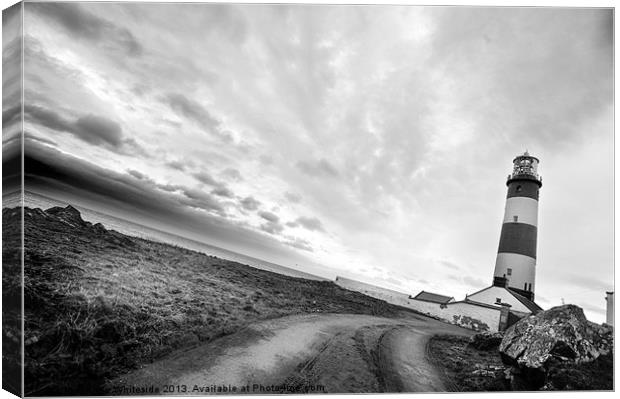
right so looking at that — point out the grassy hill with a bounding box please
[3,205,405,395]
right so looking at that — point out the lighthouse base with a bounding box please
[492,277,535,301]
[508,287,535,301]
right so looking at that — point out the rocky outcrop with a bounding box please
[21,205,136,250]
[46,205,87,227]
[499,304,613,390]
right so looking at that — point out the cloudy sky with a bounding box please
[3,2,613,322]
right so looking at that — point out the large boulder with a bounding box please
[499,304,613,389]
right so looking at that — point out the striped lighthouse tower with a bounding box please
[493,151,542,301]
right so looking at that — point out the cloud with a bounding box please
[297,158,339,178]
[258,211,279,223]
[560,274,612,293]
[24,104,132,150]
[25,104,73,132]
[211,186,234,198]
[3,6,24,107]
[425,7,612,150]
[283,237,313,252]
[164,93,220,132]
[292,216,325,232]
[126,169,148,181]
[462,276,487,288]
[284,192,302,203]
[181,188,224,213]
[260,221,284,235]
[74,115,123,147]
[157,183,183,193]
[24,132,57,147]
[2,104,21,128]
[240,196,260,211]
[21,141,321,270]
[259,155,274,165]
[23,142,186,219]
[221,168,243,181]
[166,160,187,171]
[580,303,606,317]
[193,171,220,186]
[28,2,143,56]
[439,260,462,271]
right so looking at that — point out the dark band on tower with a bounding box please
[493,151,542,301]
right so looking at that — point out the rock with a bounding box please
[46,205,87,227]
[470,331,503,350]
[92,223,107,233]
[499,304,613,390]
[544,352,613,390]
[24,208,48,219]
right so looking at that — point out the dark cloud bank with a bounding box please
[23,104,145,155]
[19,141,317,263]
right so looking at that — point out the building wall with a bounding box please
[335,276,504,332]
[406,299,502,332]
[467,285,532,314]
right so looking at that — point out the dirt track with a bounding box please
[108,312,473,394]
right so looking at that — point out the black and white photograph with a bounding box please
[1,0,615,396]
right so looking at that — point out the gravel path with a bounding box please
[108,312,473,394]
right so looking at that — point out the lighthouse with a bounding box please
[492,151,542,301]
[408,150,544,330]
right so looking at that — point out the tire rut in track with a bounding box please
[280,325,399,393]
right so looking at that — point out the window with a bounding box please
[495,298,502,304]
[513,215,518,222]
[507,268,512,276]
[516,185,522,192]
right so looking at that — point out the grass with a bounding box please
[427,334,509,392]
[4,206,404,396]
[2,207,22,396]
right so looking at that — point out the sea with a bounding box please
[4,190,327,281]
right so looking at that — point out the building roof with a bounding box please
[466,285,494,298]
[412,290,454,304]
[466,285,543,314]
[507,288,543,314]
[461,298,505,310]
